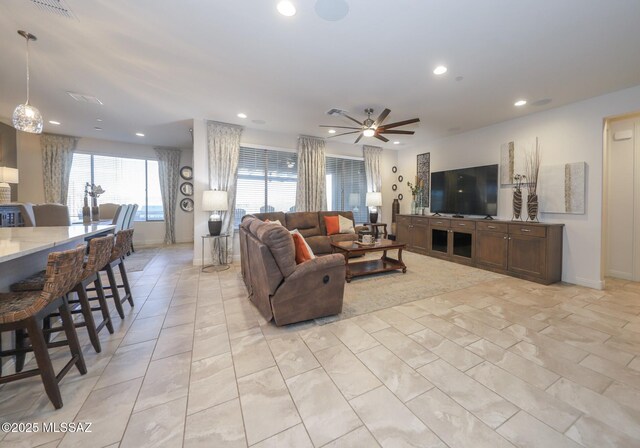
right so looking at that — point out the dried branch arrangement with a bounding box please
[525,137,542,194]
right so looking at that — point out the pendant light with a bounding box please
[12,30,43,134]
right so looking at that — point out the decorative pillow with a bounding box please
[338,215,355,234]
[324,215,340,235]
[290,229,316,264]
[265,219,282,226]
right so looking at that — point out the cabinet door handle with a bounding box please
[458,223,466,227]
[521,228,531,233]
[503,236,507,239]
[488,225,496,229]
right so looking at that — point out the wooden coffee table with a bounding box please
[331,239,407,283]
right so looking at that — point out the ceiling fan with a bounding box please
[320,108,420,144]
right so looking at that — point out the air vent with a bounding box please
[66,91,103,105]
[29,0,75,18]
[326,108,347,116]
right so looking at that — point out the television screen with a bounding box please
[430,164,498,216]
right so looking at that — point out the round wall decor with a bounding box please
[180,182,193,196]
[398,194,404,200]
[392,184,398,191]
[180,166,193,180]
[398,175,403,182]
[180,198,194,212]
[392,166,397,173]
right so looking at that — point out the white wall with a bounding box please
[16,133,194,246]
[397,85,640,289]
[192,124,398,265]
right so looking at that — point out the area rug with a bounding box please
[125,247,161,272]
[316,251,503,323]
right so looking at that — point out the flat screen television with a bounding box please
[430,164,498,217]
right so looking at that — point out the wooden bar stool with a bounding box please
[100,229,135,319]
[10,235,116,354]
[0,245,87,409]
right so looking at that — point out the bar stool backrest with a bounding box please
[126,204,138,230]
[42,244,86,304]
[111,229,134,262]
[83,235,115,278]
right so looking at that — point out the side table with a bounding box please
[201,234,231,272]
[363,222,388,239]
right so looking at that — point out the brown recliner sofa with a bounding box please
[240,216,346,326]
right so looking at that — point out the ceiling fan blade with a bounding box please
[354,133,364,144]
[374,134,389,142]
[329,131,361,138]
[374,108,391,127]
[379,130,415,135]
[319,125,362,130]
[342,114,364,126]
[379,118,420,130]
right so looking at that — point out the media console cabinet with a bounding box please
[396,214,563,284]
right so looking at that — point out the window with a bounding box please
[325,156,368,223]
[66,153,164,221]
[235,147,297,227]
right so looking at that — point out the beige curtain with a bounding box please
[154,147,182,244]
[363,145,382,217]
[296,136,326,212]
[41,133,78,204]
[208,121,243,261]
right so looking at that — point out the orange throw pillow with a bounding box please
[324,215,340,236]
[290,230,315,264]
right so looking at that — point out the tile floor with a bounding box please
[1,244,640,447]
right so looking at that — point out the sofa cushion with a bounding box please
[253,212,287,224]
[305,235,332,255]
[285,212,321,238]
[338,215,355,234]
[255,221,297,279]
[290,229,316,264]
[323,215,340,235]
[329,233,358,244]
[318,211,356,236]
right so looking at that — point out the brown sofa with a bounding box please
[240,216,346,326]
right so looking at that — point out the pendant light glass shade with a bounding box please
[13,31,43,134]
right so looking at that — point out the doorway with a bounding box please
[604,113,640,281]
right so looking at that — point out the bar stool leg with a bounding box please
[94,275,114,333]
[119,261,134,307]
[14,329,27,372]
[59,297,87,376]
[43,315,52,343]
[106,264,125,319]
[74,284,102,353]
[26,317,63,409]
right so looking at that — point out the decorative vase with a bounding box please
[91,197,99,222]
[410,198,416,215]
[512,188,523,221]
[527,193,539,222]
[392,198,400,223]
[82,195,91,224]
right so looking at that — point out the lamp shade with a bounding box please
[366,192,382,207]
[0,167,19,184]
[202,190,228,211]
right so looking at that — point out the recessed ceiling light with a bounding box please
[277,1,296,16]
[94,126,102,131]
[393,141,400,145]
[96,118,103,122]
[328,129,336,134]
[514,99,527,107]
[49,120,61,125]
[237,112,247,119]
[433,65,448,75]
[136,132,145,137]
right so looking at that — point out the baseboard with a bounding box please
[573,276,605,290]
[606,270,634,281]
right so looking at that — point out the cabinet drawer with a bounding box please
[509,224,546,238]
[429,218,450,228]
[397,216,411,225]
[411,217,430,226]
[451,220,475,230]
[477,222,508,233]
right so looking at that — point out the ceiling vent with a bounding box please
[326,108,348,116]
[66,91,103,105]
[28,0,75,18]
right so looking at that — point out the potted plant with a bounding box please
[407,177,424,215]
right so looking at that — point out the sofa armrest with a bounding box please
[354,225,368,234]
[287,253,345,282]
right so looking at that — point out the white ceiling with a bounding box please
[1,0,640,149]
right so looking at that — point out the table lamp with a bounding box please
[366,191,382,224]
[0,167,19,204]
[202,190,228,236]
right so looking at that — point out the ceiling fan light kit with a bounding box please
[320,107,419,144]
